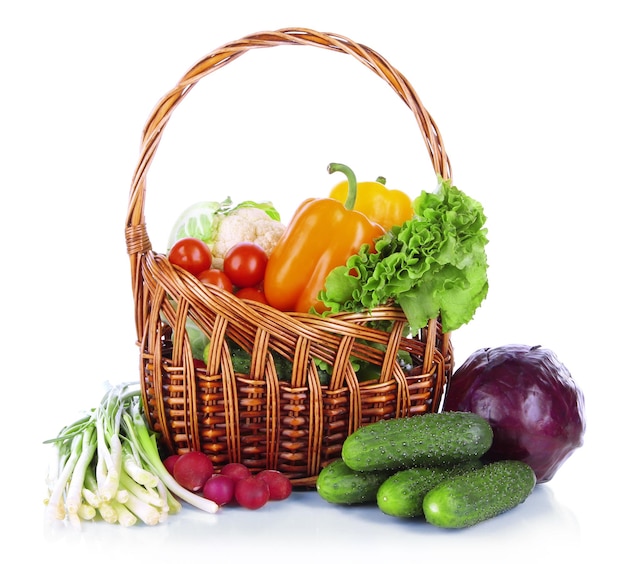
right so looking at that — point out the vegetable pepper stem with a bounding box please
[328,162,358,210]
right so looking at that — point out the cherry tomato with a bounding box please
[168,237,213,276]
[198,268,234,293]
[235,287,268,304]
[223,242,268,288]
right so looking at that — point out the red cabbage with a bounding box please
[443,344,585,483]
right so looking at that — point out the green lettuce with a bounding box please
[319,177,488,333]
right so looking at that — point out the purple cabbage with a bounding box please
[443,344,585,483]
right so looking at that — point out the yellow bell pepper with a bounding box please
[328,163,414,230]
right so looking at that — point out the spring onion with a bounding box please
[44,382,218,527]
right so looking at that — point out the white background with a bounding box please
[2,1,624,561]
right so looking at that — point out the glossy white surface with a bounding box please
[3,1,623,562]
[41,483,584,561]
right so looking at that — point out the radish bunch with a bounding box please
[164,454,292,510]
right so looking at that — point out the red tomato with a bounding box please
[224,243,268,288]
[168,238,213,276]
[198,268,234,293]
[235,287,268,304]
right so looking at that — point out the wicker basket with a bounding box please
[125,28,454,487]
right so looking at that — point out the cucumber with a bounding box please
[377,459,483,518]
[341,411,493,472]
[423,460,537,528]
[316,459,391,505]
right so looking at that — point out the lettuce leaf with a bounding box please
[319,177,488,333]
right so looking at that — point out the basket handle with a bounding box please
[125,28,451,259]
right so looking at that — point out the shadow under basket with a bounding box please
[126,29,455,487]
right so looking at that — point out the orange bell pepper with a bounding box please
[328,163,414,230]
[264,164,385,314]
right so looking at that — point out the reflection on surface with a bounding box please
[40,483,585,561]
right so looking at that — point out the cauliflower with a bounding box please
[210,206,286,269]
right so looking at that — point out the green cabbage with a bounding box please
[186,317,210,360]
[319,177,489,333]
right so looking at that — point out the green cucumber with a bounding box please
[377,459,483,518]
[423,460,537,528]
[341,411,493,472]
[316,459,391,505]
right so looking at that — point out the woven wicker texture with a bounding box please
[125,28,453,486]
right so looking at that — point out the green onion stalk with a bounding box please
[44,382,218,527]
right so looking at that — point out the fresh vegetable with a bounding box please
[168,198,285,270]
[168,237,213,276]
[168,199,229,246]
[341,411,493,472]
[163,454,181,475]
[264,163,385,313]
[185,318,210,361]
[376,459,483,518]
[316,459,391,505]
[234,476,271,510]
[422,460,536,528]
[204,339,250,374]
[219,462,252,482]
[198,268,234,292]
[203,338,294,381]
[443,344,585,483]
[211,207,284,270]
[312,348,406,384]
[223,242,268,288]
[271,350,295,382]
[202,474,235,506]
[328,163,414,230]
[235,286,268,304]
[320,176,488,333]
[44,383,219,527]
[164,456,291,509]
[257,470,293,501]
[172,451,214,492]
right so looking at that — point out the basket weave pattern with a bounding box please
[125,29,453,486]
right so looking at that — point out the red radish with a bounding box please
[257,469,292,500]
[173,451,214,492]
[234,476,270,510]
[220,462,251,482]
[203,474,235,506]
[163,454,181,475]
